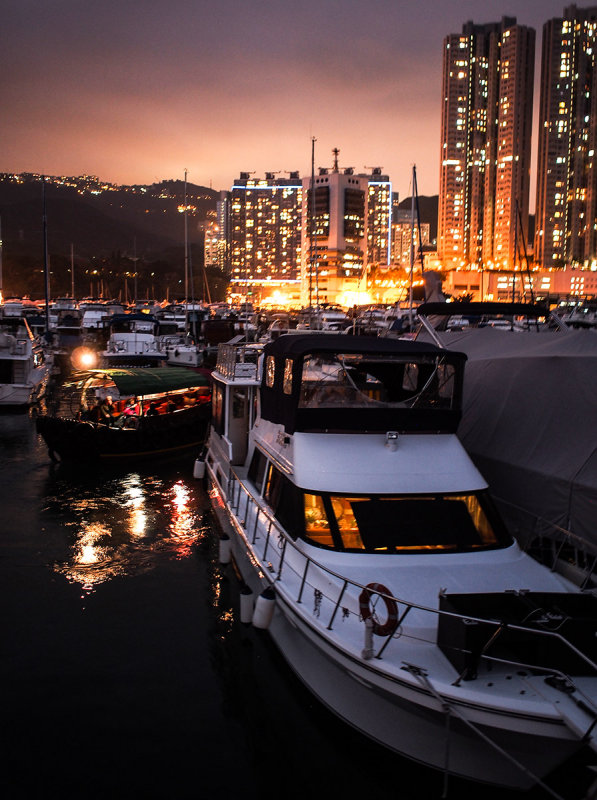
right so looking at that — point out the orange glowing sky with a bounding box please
[0,0,573,202]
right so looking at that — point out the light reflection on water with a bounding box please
[46,467,209,592]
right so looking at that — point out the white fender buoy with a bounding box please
[218,534,231,564]
[361,616,375,660]
[193,458,206,480]
[239,584,254,624]
[252,586,275,629]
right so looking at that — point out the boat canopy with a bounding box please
[260,334,466,435]
[68,367,209,397]
[448,328,597,550]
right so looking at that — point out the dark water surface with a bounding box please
[1,413,590,799]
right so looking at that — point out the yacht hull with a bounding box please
[209,484,584,790]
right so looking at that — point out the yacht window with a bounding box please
[265,465,303,538]
[301,491,510,553]
[304,493,334,547]
[283,358,293,394]
[402,363,418,391]
[298,353,456,411]
[248,448,268,493]
[265,355,275,388]
[212,381,226,435]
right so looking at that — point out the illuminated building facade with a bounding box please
[535,5,597,268]
[300,150,368,306]
[365,168,392,266]
[391,209,431,267]
[438,18,535,270]
[228,172,302,303]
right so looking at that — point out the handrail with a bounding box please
[216,464,597,680]
[494,495,597,590]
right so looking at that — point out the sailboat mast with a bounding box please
[0,216,3,304]
[409,165,415,328]
[42,177,51,335]
[70,243,75,300]
[309,137,316,312]
[184,169,189,333]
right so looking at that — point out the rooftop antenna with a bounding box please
[332,147,340,172]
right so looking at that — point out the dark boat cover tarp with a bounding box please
[433,327,597,549]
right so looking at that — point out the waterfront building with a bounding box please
[438,18,535,270]
[391,209,431,268]
[228,172,302,305]
[534,4,597,269]
[365,167,392,267]
[300,149,369,307]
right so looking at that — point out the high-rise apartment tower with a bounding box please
[438,18,535,269]
[535,4,597,268]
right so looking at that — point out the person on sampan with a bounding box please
[123,396,139,416]
[99,395,121,426]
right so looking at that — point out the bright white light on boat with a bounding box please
[71,346,98,370]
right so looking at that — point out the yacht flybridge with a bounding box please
[202,333,597,794]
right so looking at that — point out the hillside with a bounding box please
[0,175,223,300]
[0,176,218,260]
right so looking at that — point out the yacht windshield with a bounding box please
[298,353,456,410]
[303,491,511,553]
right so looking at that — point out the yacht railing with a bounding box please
[494,496,597,591]
[215,342,261,380]
[216,464,597,685]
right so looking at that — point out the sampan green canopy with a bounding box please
[69,367,210,397]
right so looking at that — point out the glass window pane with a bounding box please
[304,493,334,547]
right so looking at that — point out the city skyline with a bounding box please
[1,0,574,203]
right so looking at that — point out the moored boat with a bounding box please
[36,366,211,462]
[200,333,597,795]
[0,317,52,408]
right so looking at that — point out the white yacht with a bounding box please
[101,312,165,368]
[201,333,597,795]
[0,317,51,407]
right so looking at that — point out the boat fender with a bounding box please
[239,584,254,624]
[193,458,206,480]
[252,586,275,629]
[359,582,398,637]
[218,534,232,564]
[361,616,375,660]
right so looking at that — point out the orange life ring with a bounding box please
[359,582,398,637]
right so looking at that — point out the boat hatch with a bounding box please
[438,591,597,679]
[259,334,466,434]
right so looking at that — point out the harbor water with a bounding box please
[0,411,590,799]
